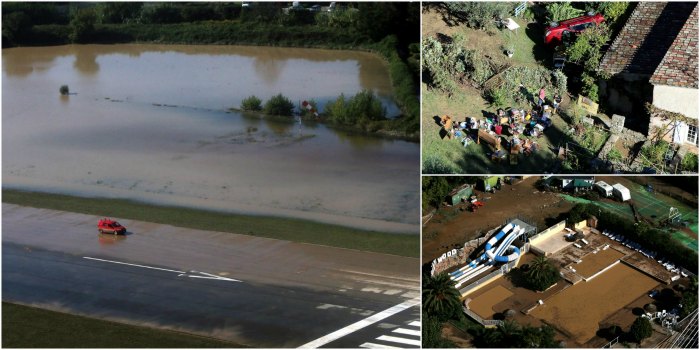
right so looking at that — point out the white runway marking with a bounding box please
[392,328,421,336]
[83,257,242,282]
[376,335,421,346]
[83,256,186,273]
[359,342,402,349]
[297,297,420,348]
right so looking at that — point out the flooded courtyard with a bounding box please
[3,44,418,233]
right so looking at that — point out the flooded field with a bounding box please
[3,45,418,233]
[530,263,660,345]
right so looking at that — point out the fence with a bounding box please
[528,220,566,245]
[462,306,504,328]
[602,336,619,348]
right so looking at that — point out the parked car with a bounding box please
[545,13,605,46]
[98,218,126,235]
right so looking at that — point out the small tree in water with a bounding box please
[59,85,70,95]
[240,95,262,111]
[263,94,295,116]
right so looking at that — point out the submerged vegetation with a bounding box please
[240,95,262,112]
[3,2,419,137]
[263,94,295,117]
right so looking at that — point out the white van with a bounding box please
[594,181,613,197]
[612,183,631,202]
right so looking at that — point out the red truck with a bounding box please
[98,218,126,235]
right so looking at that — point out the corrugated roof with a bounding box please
[650,4,698,88]
[600,2,696,76]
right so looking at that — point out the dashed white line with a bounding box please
[392,328,421,337]
[297,297,420,348]
[376,335,421,346]
[408,320,420,327]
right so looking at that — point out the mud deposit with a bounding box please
[530,263,659,344]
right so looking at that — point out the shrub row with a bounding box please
[568,203,698,271]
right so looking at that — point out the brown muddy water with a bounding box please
[2,45,418,233]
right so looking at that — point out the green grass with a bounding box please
[2,302,243,348]
[2,189,418,258]
[421,84,576,174]
[497,17,546,67]
[421,16,585,174]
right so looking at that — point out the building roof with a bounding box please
[448,184,472,197]
[650,4,698,89]
[600,2,697,76]
[572,179,594,187]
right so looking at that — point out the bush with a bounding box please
[681,152,698,172]
[551,70,568,96]
[640,140,670,165]
[59,85,69,95]
[327,90,385,126]
[69,7,97,43]
[629,317,652,343]
[500,66,558,105]
[240,95,262,111]
[576,125,609,153]
[422,36,465,94]
[423,156,460,174]
[607,148,623,162]
[444,2,515,30]
[580,73,599,102]
[546,2,584,23]
[422,35,494,94]
[487,86,507,107]
[263,94,295,116]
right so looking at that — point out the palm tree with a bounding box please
[423,272,461,321]
[498,320,522,345]
[526,256,560,291]
[527,255,549,280]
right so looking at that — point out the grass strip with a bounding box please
[2,302,244,348]
[2,189,418,258]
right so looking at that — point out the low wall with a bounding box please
[582,260,620,282]
[529,220,566,246]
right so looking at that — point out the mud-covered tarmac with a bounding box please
[3,204,419,347]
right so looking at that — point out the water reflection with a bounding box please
[73,49,100,76]
[334,129,385,149]
[263,117,295,135]
[253,55,286,85]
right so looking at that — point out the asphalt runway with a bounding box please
[2,204,420,348]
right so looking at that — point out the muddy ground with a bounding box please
[423,177,574,263]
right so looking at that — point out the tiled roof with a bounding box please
[600,2,697,76]
[650,4,698,88]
